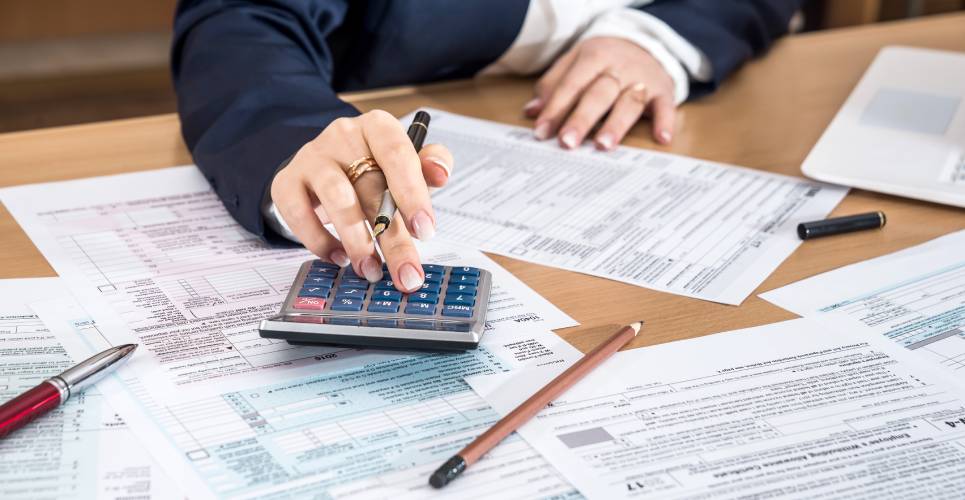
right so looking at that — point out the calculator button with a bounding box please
[331,297,363,311]
[374,280,396,291]
[448,284,477,296]
[340,278,370,288]
[422,264,445,274]
[405,302,436,315]
[368,300,400,313]
[335,287,367,300]
[331,317,361,326]
[307,268,338,279]
[341,267,364,280]
[373,290,403,302]
[423,272,443,284]
[451,267,480,277]
[311,261,340,270]
[449,274,479,286]
[304,276,335,286]
[442,304,473,317]
[444,294,475,306]
[408,292,439,304]
[419,282,442,294]
[299,286,330,298]
[293,297,326,310]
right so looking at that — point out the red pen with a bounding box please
[0,343,137,439]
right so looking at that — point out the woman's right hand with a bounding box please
[270,110,454,293]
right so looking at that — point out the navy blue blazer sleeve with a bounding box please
[639,0,802,99]
[172,0,358,242]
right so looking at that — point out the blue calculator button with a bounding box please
[368,318,399,328]
[408,292,438,304]
[374,280,396,291]
[419,282,442,294]
[304,276,334,286]
[340,278,370,288]
[299,286,330,298]
[307,268,338,279]
[423,272,443,284]
[335,287,366,300]
[368,300,400,313]
[330,317,361,326]
[451,267,480,277]
[449,274,479,286]
[405,302,436,315]
[422,264,445,274]
[442,304,474,317]
[373,290,402,301]
[341,267,364,280]
[331,297,363,311]
[448,284,477,296]
[444,294,475,306]
[311,261,340,270]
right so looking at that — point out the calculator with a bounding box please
[259,260,492,350]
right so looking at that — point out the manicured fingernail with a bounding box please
[659,130,672,144]
[561,130,579,149]
[596,133,614,151]
[361,255,383,282]
[523,98,542,113]
[426,156,451,177]
[329,249,350,267]
[411,210,435,241]
[399,263,424,291]
[534,122,550,140]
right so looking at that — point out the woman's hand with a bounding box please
[270,110,453,293]
[525,37,677,150]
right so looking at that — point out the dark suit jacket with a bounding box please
[172,0,801,242]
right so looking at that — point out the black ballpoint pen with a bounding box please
[372,111,431,238]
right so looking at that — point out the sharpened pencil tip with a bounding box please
[629,322,643,336]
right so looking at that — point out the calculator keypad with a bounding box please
[286,261,483,322]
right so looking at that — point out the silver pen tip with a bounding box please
[118,344,138,356]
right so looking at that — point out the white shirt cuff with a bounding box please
[262,198,300,243]
[578,7,713,105]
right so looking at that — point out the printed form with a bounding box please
[470,319,965,499]
[762,230,965,376]
[419,110,848,305]
[2,166,584,498]
[0,279,177,499]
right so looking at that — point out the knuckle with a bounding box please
[363,109,395,126]
[328,116,359,136]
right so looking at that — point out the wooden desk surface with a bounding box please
[1,14,963,353]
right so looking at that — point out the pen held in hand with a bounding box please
[428,321,643,489]
[372,111,431,238]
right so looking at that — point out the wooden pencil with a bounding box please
[428,321,643,488]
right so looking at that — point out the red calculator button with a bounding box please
[293,297,326,310]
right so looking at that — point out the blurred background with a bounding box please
[0,0,962,133]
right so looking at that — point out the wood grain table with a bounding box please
[1,13,963,353]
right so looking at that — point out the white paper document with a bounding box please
[2,166,584,498]
[418,109,847,305]
[469,319,965,499]
[0,279,177,499]
[762,230,965,376]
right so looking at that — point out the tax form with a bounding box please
[469,319,965,499]
[417,109,848,305]
[0,279,177,499]
[2,166,584,498]
[762,230,965,376]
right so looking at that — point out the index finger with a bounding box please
[360,110,436,241]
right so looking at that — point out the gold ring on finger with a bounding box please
[624,82,648,103]
[345,155,382,184]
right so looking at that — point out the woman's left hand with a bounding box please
[525,36,677,150]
